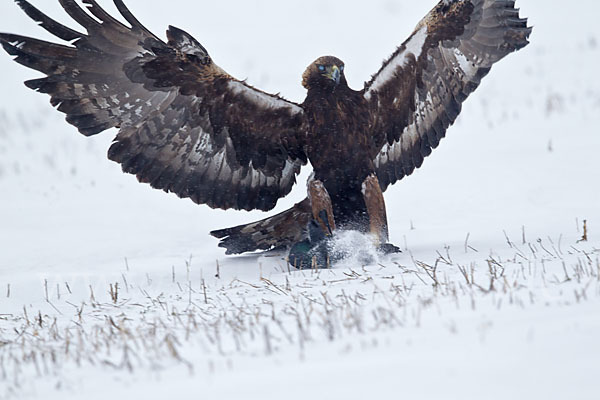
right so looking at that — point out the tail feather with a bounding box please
[211,199,311,255]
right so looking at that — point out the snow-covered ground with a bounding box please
[1,1,599,399]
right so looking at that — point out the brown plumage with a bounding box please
[1,0,531,257]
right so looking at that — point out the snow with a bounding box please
[1,1,599,399]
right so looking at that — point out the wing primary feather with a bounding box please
[82,0,130,32]
[58,0,101,30]
[369,0,531,194]
[113,0,159,39]
[15,0,83,41]
[0,32,76,54]
[0,40,61,75]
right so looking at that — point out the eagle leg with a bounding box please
[287,179,336,270]
[362,173,390,246]
[308,178,336,237]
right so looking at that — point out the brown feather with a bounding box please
[2,1,308,212]
[366,0,531,191]
[2,0,531,255]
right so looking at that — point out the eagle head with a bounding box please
[302,56,346,90]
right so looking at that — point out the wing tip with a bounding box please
[13,0,83,41]
[113,0,158,39]
[210,229,229,239]
[0,36,24,57]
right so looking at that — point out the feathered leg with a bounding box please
[363,174,400,254]
[287,178,336,269]
[308,178,336,236]
[362,174,389,244]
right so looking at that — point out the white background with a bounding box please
[0,1,599,399]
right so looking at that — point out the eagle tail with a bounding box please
[210,199,311,255]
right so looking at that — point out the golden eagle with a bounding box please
[1,0,531,265]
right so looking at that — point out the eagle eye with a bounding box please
[318,65,326,72]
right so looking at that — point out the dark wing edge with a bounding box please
[364,0,532,191]
[1,0,308,212]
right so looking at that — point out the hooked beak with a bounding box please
[327,65,341,85]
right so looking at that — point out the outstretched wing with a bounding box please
[364,0,531,191]
[0,0,308,211]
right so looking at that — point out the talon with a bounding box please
[318,209,334,236]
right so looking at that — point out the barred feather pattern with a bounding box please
[210,199,311,255]
[0,0,308,211]
[365,0,532,191]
